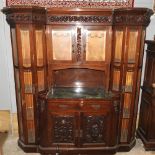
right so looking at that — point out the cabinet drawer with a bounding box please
[47,100,113,112]
[48,101,78,111]
[78,101,112,111]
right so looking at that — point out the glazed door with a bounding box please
[111,26,145,143]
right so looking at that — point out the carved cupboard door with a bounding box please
[80,110,117,147]
[47,111,79,147]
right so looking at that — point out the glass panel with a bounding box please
[35,30,44,66]
[27,121,35,143]
[86,30,106,61]
[20,28,31,67]
[25,94,33,108]
[11,28,18,66]
[24,71,33,93]
[123,93,132,118]
[128,30,138,63]
[120,119,129,142]
[52,30,72,60]
[114,30,123,62]
[112,69,120,91]
[125,71,134,92]
[37,70,45,91]
[25,95,34,123]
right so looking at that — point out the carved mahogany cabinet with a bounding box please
[137,40,155,150]
[2,6,153,154]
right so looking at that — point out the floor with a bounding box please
[0,132,155,155]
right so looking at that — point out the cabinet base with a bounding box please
[137,129,155,151]
[38,145,117,155]
[18,139,136,154]
[117,139,136,152]
[18,139,38,153]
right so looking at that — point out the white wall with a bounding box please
[0,0,16,112]
[0,0,155,113]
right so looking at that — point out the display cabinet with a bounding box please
[137,40,155,150]
[2,6,153,154]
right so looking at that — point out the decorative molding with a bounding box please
[114,10,153,26]
[5,13,46,24]
[6,0,134,8]
[47,15,112,24]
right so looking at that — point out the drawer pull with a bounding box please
[91,104,101,110]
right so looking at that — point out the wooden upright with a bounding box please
[137,40,155,151]
[2,6,153,154]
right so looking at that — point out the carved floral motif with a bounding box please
[53,116,74,143]
[77,27,82,61]
[83,115,105,143]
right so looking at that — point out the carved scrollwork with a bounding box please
[47,15,112,24]
[83,115,105,143]
[6,13,46,24]
[114,10,153,26]
[77,27,82,61]
[53,116,74,143]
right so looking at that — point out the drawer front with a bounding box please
[48,100,113,112]
[48,101,78,111]
[78,101,112,112]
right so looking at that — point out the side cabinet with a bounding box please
[137,40,155,150]
[38,98,119,154]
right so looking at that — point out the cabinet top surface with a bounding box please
[46,87,114,99]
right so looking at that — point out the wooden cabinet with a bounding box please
[38,88,119,154]
[2,6,153,154]
[137,40,155,150]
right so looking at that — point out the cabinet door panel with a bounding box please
[81,113,106,145]
[35,29,44,66]
[47,111,78,147]
[114,30,124,63]
[85,30,106,61]
[127,29,138,63]
[81,106,117,146]
[52,30,73,61]
[20,27,31,67]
